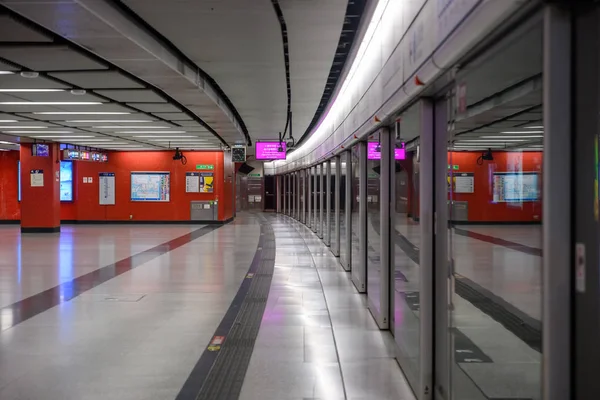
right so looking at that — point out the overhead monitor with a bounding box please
[367,141,406,160]
[255,141,286,160]
[32,144,49,157]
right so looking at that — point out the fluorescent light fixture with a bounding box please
[117,131,187,134]
[151,139,208,142]
[74,142,130,145]
[133,135,195,138]
[33,135,94,138]
[0,89,65,92]
[0,149,9,151]
[0,120,17,123]
[0,126,48,129]
[4,131,74,134]
[500,131,544,134]
[65,139,113,142]
[480,136,543,139]
[92,126,169,129]
[34,112,130,115]
[458,139,526,142]
[525,126,543,129]
[0,102,102,105]
[0,140,19,145]
[67,120,152,123]
[0,71,15,75]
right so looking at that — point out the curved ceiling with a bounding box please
[119,0,348,144]
[0,0,356,154]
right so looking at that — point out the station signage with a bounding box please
[63,149,108,163]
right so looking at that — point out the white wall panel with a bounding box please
[268,0,527,174]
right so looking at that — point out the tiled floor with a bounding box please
[0,215,415,400]
[240,215,415,400]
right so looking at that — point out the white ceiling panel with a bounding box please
[128,103,181,113]
[95,90,166,103]
[151,112,192,121]
[0,16,52,42]
[0,45,107,71]
[0,74,68,89]
[49,71,144,89]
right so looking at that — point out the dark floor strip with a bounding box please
[367,215,542,354]
[0,224,223,331]
[176,215,276,400]
[389,224,542,353]
[453,227,542,257]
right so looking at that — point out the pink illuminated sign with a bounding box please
[367,141,406,160]
[255,141,287,160]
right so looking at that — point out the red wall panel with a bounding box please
[0,150,234,222]
[0,150,20,220]
[448,151,543,222]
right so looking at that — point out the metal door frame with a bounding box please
[333,154,341,257]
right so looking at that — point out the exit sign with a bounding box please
[196,164,214,170]
[249,173,261,177]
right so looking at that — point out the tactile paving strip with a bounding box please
[195,216,276,400]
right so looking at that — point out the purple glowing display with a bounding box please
[255,141,287,160]
[367,141,406,160]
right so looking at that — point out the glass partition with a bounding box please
[340,152,351,270]
[324,160,331,246]
[312,166,318,233]
[367,131,383,321]
[299,170,305,223]
[315,164,322,237]
[393,104,422,389]
[350,146,361,281]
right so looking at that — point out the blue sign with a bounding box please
[60,161,73,201]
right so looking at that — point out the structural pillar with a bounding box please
[20,143,61,233]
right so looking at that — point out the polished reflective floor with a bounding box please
[0,214,414,400]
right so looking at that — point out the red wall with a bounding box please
[448,151,543,222]
[0,150,235,222]
[0,150,20,220]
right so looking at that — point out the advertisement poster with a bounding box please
[200,172,214,193]
[99,173,116,205]
[60,161,73,201]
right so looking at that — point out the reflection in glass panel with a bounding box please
[340,152,350,268]
[316,164,322,237]
[367,133,382,314]
[447,21,542,399]
[351,146,361,273]
[328,159,336,250]
[393,104,421,389]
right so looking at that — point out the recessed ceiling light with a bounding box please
[133,135,194,138]
[0,71,15,75]
[20,71,39,78]
[4,131,75,134]
[92,126,170,129]
[0,126,48,129]
[33,135,94,138]
[117,131,187,134]
[0,89,64,93]
[0,102,102,105]
[67,120,152,123]
[500,131,544,134]
[34,112,131,115]
[480,135,542,139]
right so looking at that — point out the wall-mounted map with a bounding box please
[131,172,170,202]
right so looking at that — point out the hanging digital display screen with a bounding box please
[367,141,406,160]
[255,141,287,160]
